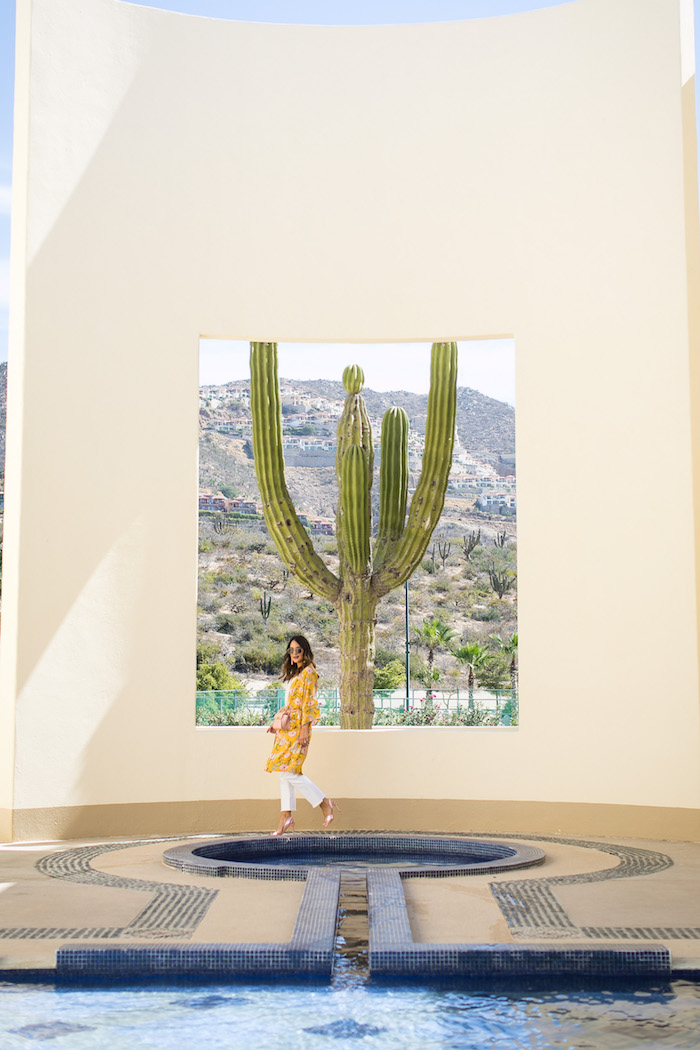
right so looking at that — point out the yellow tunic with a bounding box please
[265,665,320,774]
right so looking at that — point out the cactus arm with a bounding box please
[341,444,371,574]
[373,406,408,572]
[371,341,457,597]
[335,366,374,572]
[249,342,340,601]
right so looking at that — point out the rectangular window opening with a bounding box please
[196,340,518,727]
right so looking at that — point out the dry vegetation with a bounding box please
[197,509,517,694]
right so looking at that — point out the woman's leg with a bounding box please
[279,772,297,812]
[272,773,295,835]
[286,773,325,809]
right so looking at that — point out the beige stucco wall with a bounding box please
[2,0,700,840]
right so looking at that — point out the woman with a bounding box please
[265,635,337,836]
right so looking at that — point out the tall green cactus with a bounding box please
[249,341,457,728]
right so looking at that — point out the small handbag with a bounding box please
[271,707,291,733]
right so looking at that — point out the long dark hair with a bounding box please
[281,635,315,681]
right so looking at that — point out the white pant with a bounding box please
[279,771,325,811]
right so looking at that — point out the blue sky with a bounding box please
[1,0,697,403]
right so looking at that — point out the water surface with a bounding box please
[1,979,699,1049]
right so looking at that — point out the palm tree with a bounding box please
[490,632,518,697]
[414,617,455,676]
[490,632,518,722]
[453,641,490,709]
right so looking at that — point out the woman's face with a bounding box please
[289,641,304,667]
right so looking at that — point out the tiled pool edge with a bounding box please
[1,832,695,984]
[366,869,672,980]
[55,867,340,984]
[163,834,545,879]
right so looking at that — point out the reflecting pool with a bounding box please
[1,980,699,1049]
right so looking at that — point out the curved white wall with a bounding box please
[2,0,700,839]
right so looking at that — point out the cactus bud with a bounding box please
[343,365,364,394]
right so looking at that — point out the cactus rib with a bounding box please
[249,343,340,601]
[374,406,409,571]
[336,371,373,575]
[341,444,371,575]
[372,341,457,596]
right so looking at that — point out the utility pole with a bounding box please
[404,579,410,711]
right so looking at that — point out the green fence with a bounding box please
[196,687,516,724]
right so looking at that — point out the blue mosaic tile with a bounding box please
[3,831,689,984]
[163,834,545,880]
[55,867,341,984]
[366,869,672,980]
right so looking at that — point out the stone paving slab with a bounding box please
[0,831,697,978]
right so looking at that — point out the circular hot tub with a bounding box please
[163,834,545,880]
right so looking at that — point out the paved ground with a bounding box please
[0,831,698,977]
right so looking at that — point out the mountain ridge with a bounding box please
[203,375,515,454]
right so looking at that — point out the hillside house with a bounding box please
[198,493,227,511]
[309,518,335,535]
[477,492,517,512]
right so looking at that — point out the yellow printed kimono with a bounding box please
[265,664,320,774]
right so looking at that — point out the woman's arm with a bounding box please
[299,666,319,748]
[299,721,311,751]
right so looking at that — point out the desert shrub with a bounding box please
[372,697,499,727]
[198,593,221,614]
[265,620,293,643]
[374,659,406,690]
[471,606,500,622]
[196,662,239,691]
[198,702,507,728]
[247,540,269,554]
[215,572,236,585]
[197,709,269,727]
[409,657,437,689]
[197,641,222,665]
[375,646,402,669]
[474,652,509,690]
[236,642,287,674]
[215,613,253,639]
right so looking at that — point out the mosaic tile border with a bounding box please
[55,868,341,983]
[4,831,694,946]
[23,838,219,940]
[1,835,339,981]
[479,832,700,943]
[0,830,695,981]
[55,942,332,982]
[163,834,545,880]
[367,868,672,979]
